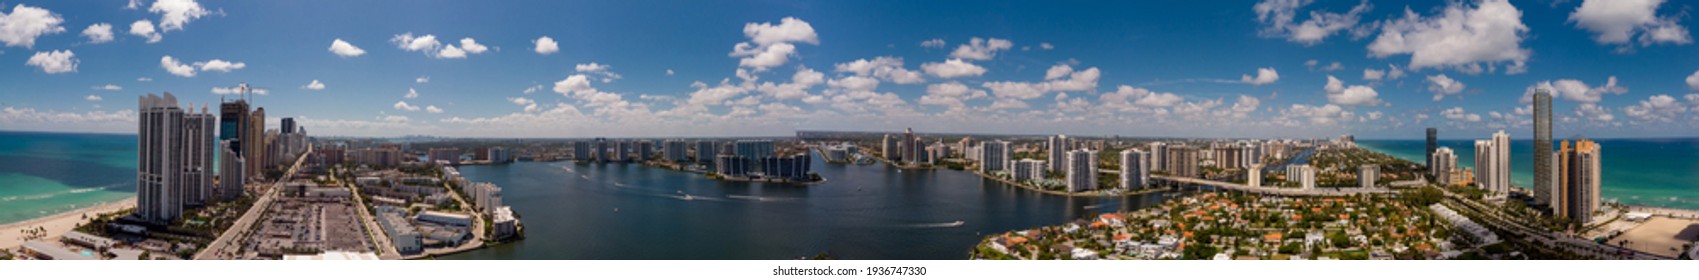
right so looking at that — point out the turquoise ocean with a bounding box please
[1357,139,1699,210]
[0,131,138,225]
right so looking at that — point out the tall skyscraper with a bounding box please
[1556,140,1602,223]
[1065,149,1098,192]
[573,141,592,161]
[1119,149,1149,190]
[902,128,919,164]
[1359,165,1378,188]
[280,117,296,134]
[1291,165,1316,189]
[614,141,633,162]
[637,141,654,161]
[246,107,266,180]
[1048,135,1069,172]
[217,139,245,202]
[1147,142,1167,172]
[664,140,689,162]
[1533,88,1555,208]
[1425,127,1437,171]
[881,134,898,160]
[1432,147,1457,186]
[734,140,775,160]
[1012,159,1045,181]
[595,138,609,163]
[139,93,184,224]
[977,140,1010,173]
[1474,130,1511,194]
[694,141,717,163]
[1248,163,1263,187]
[1165,145,1199,178]
[181,105,216,207]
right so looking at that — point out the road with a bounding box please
[1151,175,1397,197]
[192,145,311,260]
[1437,188,1667,260]
[338,167,402,260]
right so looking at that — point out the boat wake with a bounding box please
[726,195,799,202]
[906,220,966,228]
[1082,204,1106,209]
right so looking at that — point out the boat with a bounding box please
[947,220,965,227]
[614,208,619,212]
[682,194,695,201]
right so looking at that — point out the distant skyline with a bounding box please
[2,0,1699,139]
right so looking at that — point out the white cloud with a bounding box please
[1425,74,1465,101]
[425,105,443,114]
[137,77,152,82]
[1280,103,1354,125]
[1569,0,1691,48]
[0,4,66,48]
[1039,42,1054,50]
[302,79,325,91]
[920,59,987,78]
[81,23,113,44]
[25,50,76,74]
[392,33,440,52]
[924,38,951,48]
[1521,76,1626,103]
[834,57,926,84]
[534,36,559,54]
[666,69,675,76]
[148,0,211,31]
[458,37,489,54]
[84,95,102,101]
[981,65,1101,100]
[194,59,245,72]
[405,88,419,99]
[0,106,135,133]
[416,76,429,84]
[328,39,366,57]
[1253,0,1372,45]
[393,101,420,111]
[1323,75,1380,106]
[93,84,121,91]
[1687,70,1699,90]
[125,0,141,10]
[128,20,160,43]
[730,17,818,71]
[1368,0,1530,74]
[949,37,1013,60]
[1363,68,1385,80]
[392,33,483,59]
[1240,67,1279,85]
[1623,94,1687,122]
[918,82,988,109]
[1440,107,1480,122]
[575,62,624,82]
[437,45,466,59]
[1103,85,1184,107]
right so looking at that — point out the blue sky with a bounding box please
[2,0,1698,139]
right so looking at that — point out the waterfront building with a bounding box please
[1426,127,1437,171]
[760,154,812,181]
[1048,135,1069,172]
[374,206,421,255]
[695,141,717,163]
[573,141,593,161]
[1066,149,1098,192]
[1291,164,1316,189]
[1533,88,1555,209]
[902,128,920,164]
[614,141,632,162]
[218,140,245,202]
[882,134,899,160]
[1473,130,1511,194]
[138,93,185,224]
[429,148,461,165]
[716,155,749,177]
[487,147,512,164]
[826,145,850,162]
[664,140,689,162]
[1359,165,1378,188]
[1248,163,1263,187]
[1432,147,1457,186]
[1013,159,1046,181]
[735,140,775,160]
[595,138,609,163]
[491,206,518,240]
[1556,140,1602,223]
[1148,142,1167,172]
[637,141,654,161]
[978,140,1011,173]
[1165,145,1199,178]
[181,105,216,206]
[1119,149,1149,190]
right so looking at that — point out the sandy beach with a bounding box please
[0,197,136,252]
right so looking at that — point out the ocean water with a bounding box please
[0,131,138,225]
[1357,139,1699,210]
[441,152,1169,260]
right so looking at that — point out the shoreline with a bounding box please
[0,196,136,251]
[970,170,1167,198]
[1353,143,1699,213]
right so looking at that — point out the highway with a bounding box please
[1437,188,1667,260]
[1151,175,1398,197]
[192,145,311,260]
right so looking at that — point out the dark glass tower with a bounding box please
[1533,89,1554,208]
[1425,128,1436,172]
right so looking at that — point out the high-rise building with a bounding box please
[1013,159,1045,181]
[1248,164,1264,187]
[1148,142,1167,172]
[1359,165,1379,188]
[595,138,609,163]
[1119,149,1149,190]
[760,154,812,181]
[429,148,461,165]
[280,117,296,134]
[1432,147,1457,186]
[1425,127,1437,171]
[637,141,654,161]
[1556,140,1602,223]
[1474,131,1511,194]
[664,140,689,162]
[902,128,919,164]
[1292,165,1316,189]
[715,155,749,177]
[181,105,215,207]
[734,140,775,160]
[217,140,245,202]
[881,134,899,160]
[694,141,717,163]
[1065,149,1098,192]
[1165,145,1199,178]
[614,141,632,162]
[246,107,266,181]
[977,140,1010,173]
[139,93,185,224]
[1533,89,1555,209]
[1048,135,1069,172]
[573,141,592,161]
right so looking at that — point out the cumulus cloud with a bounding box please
[1368,0,1530,74]
[920,38,945,48]
[1280,103,1355,125]
[1240,67,1279,85]
[416,76,429,84]
[0,4,66,48]
[194,59,245,72]
[1569,0,1692,49]
[982,65,1101,100]
[328,39,365,57]
[1441,107,1481,122]
[393,101,420,111]
[25,50,76,74]
[84,95,102,101]
[1323,75,1380,106]
[81,23,114,44]
[1622,94,1687,122]
[1687,70,1699,90]
[1253,0,1372,45]
[210,85,265,95]
[1102,85,1184,108]
[391,33,488,59]
[425,105,443,114]
[129,20,161,43]
[1363,68,1385,80]
[93,84,121,91]
[920,59,988,78]
[834,57,925,84]
[1425,74,1466,101]
[576,62,623,82]
[949,37,1013,60]
[1521,76,1626,103]
[405,88,419,99]
[534,36,559,54]
[302,79,325,90]
[730,17,818,71]
[1039,42,1054,50]
[148,0,211,31]
[918,82,987,108]
[160,56,194,77]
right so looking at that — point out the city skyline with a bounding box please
[1,1,1699,139]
